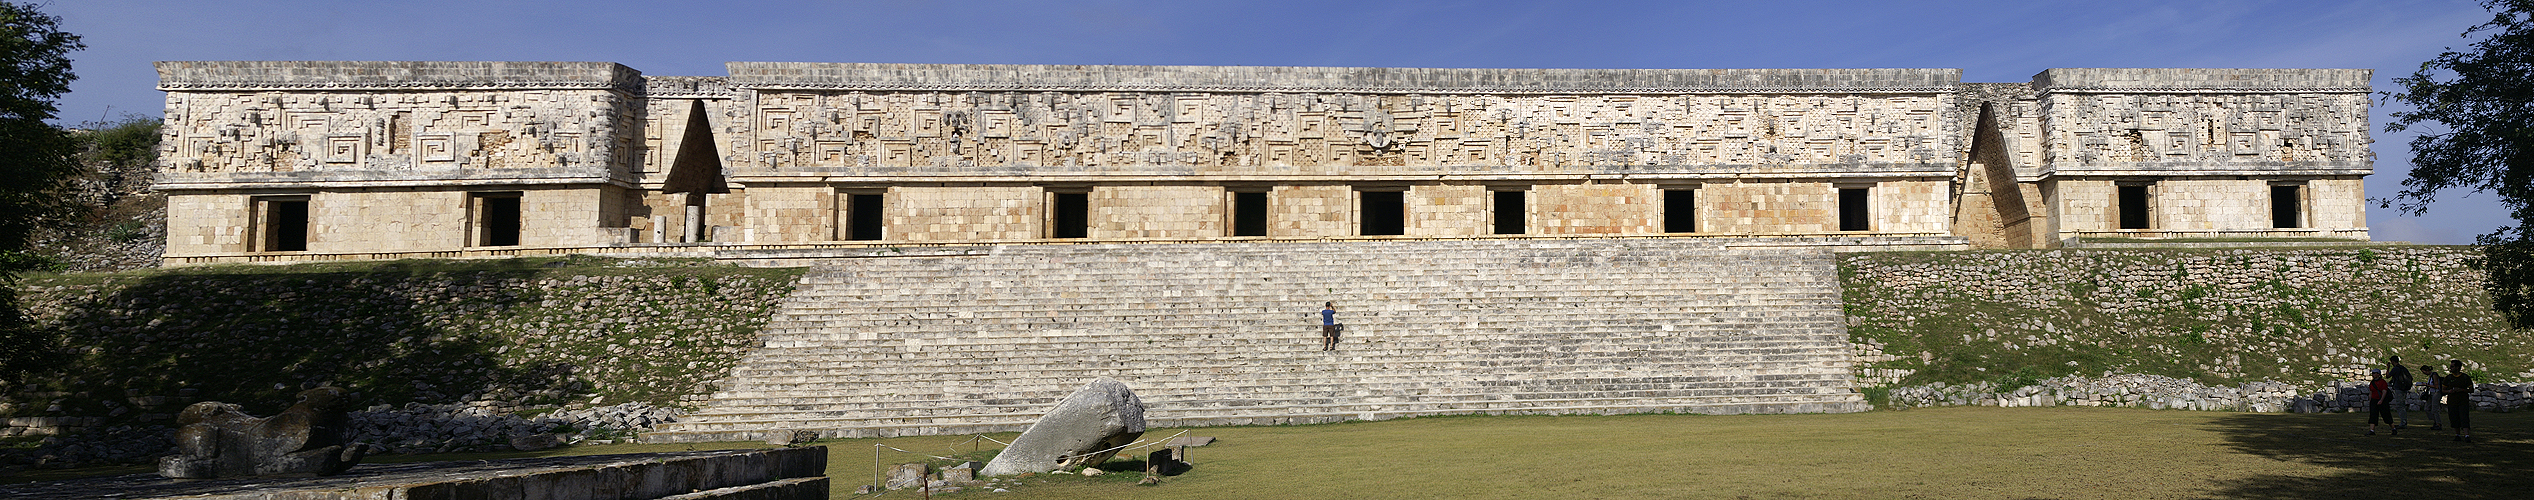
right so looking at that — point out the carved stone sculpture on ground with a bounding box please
[158,387,367,478]
[979,378,1146,476]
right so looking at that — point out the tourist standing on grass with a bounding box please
[2388,356,2414,431]
[1320,302,1340,351]
[2420,364,2446,431]
[2447,360,2475,442]
[2367,369,2392,436]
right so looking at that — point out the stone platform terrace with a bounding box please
[646,237,1924,442]
[0,447,825,500]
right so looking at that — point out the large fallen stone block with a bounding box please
[980,378,1146,476]
[158,387,367,479]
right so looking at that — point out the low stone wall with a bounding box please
[0,447,827,500]
[1884,373,2534,414]
[1885,374,2305,412]
[2304,382,2534,413]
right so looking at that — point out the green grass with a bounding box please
[12,407,2526,499]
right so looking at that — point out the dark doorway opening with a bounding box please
[2272,185,2302,229]
[1053,191,1089,238]
[1838,187,1870,232]
[1664,189,1697,233]
[1361,191,1404,236]
[847,192,885,240]
[259,197,309,252]
[2119,185,2152,230]
[476,193,523,247]
[1232,191,1269,237]
[1492,190,1525,235]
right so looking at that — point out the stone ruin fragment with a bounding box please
[980,377,1146,476]
[158,387,367,478]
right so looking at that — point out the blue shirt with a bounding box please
[1321,308,1336,325]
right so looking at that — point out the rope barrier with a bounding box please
[873,442,962,461]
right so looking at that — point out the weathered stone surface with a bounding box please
[940,462,977,483]
[157,387,366,479]
[6,447,825,500]
[980,378,1146,476]
[884,463,928,490]
[765,429,817,446]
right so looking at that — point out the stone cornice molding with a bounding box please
[726,63,1963,94]
[155,61,643,92]
[2033,68,2372,94]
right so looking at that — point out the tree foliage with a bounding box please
[2386,0,2534,327]
[0,1,82,379]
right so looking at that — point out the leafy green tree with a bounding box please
[0,2,84,379]
[2385,0,2534,327]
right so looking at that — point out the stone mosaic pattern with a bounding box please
[729,90,1958,175]
[2032,69,2372,174]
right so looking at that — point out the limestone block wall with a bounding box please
[633,192,683,243]
[1271,185,1355,236]
[1533,183,1658,235]
[743,186,837,243]
[1875,180,1950,233]
[1407,184,1489,236]
[1701,180,1837,234]
[704,191,747,240]
[324,189,468,252]
[2152,179,2277,231]
[2049,180,2117,233]
[891,186,1043,241]
[165,193,252,255]
[2308,178,2366,229]
[1089,185,1226,239]
[517,187,611,247]
[162,186,613,256]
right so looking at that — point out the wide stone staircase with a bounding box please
[645,238,1866,442]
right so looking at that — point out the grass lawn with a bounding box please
[11,406,2525,499]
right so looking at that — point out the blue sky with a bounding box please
[38,0,2512,243]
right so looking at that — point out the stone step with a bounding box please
[685,377,1857,412]
[645,395,1868,441]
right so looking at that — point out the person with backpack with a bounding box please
[2387,356,2414,433]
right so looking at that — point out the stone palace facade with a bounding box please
[151,62,2373,263]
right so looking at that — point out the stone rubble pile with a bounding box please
[1885,374,2303,412]
[345,402,685,454]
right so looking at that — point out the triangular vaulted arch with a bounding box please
[662,99,728,194]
